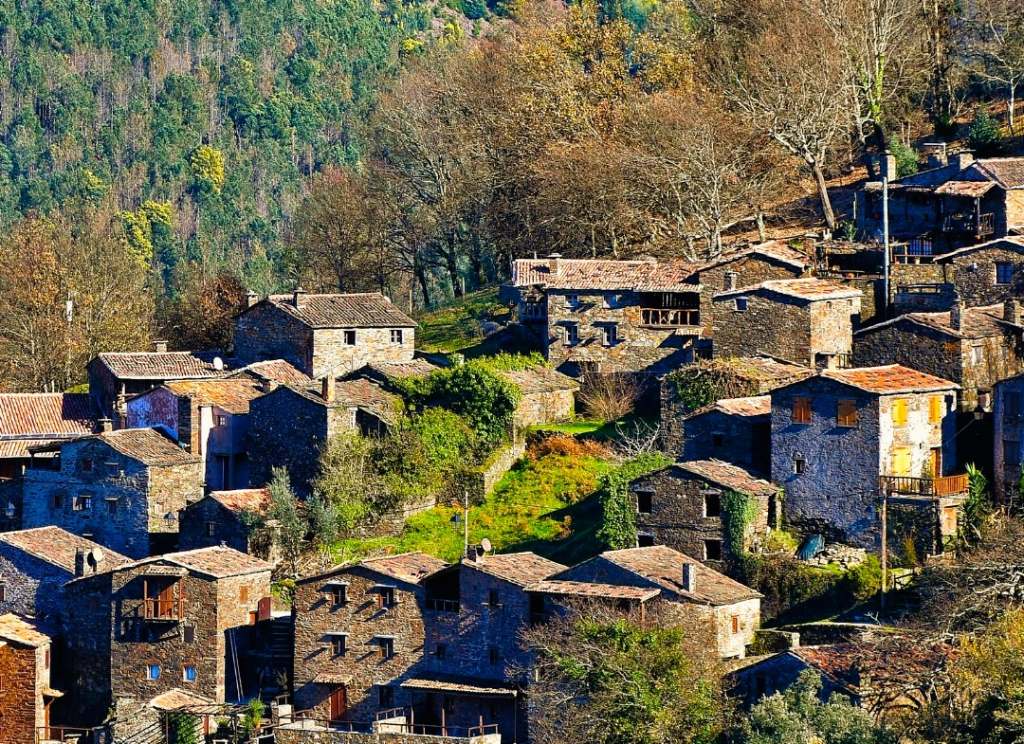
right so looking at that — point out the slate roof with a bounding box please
[715,278,862,302]
[230,359,312,386]
[130,546,272,579]
[148,688,216,711]
[86,428,198,466]
[509,257,697,291]
[967,158,1024,190]
[526,579,659,601]
[0,526,129,573]
[935,236,1024,261]
[688,357,813,386]
[465,552,567,587]
[684,395,770,420]
[855,303,1021,341]
[363,359,442,381]
[696,240,809,272]
[501,366,580,394]
[595,545,762,605]
[360,552,449,584]
[821,365,958,394]
[208,488,270,515]
[92,351,227,380]
[400,677,518,697]
[0,613,52,648]
[673,460,779,499]
[158,378,266,414]
[333,379,404,422]
[261,292,415,329]
[0,393,95,459]
[933,180,997,197]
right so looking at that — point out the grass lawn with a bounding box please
[528,413,658,442]
[330,453,616,566]
[414,287,510,354]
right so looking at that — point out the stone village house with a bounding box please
[0,613,60,744]
[177,488,278,562]
[629,459,779,564]
[21,427,203,558]
[126,377,267,491]
[770,365,965,552]
[234,290,417,379]
[993,372,1024,507]
[675,395,771,473]
[712,279,862,369]
[60,546,273,727]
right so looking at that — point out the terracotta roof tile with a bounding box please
[684,395,770,420]
[672,460,779,499]
[821,365,958,394]
[93,351,227,380]
[715,278,862,302]
[0,393,95,458]
[466,552,567,587]
[360,552,449,584]
[526,579,659,601]
[510,257,697,291]
[262,292,415,328]
[968,158,1024,189]
[0,613,51,648]
[229,359,312,386]
[0,526,129,573]
[162,378,266,414]
[856,303,1020,341]
[208,488,270,514]
[597,545,762,605]
[143,546,272,579]
[92,428,198,466]
[933,180,997,197]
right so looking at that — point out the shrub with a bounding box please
[578,372,639,422]
[969,108,1003,155]
[890,139,919,177]
[529,434,610,460]
[475,351,547,372]
[842,555,882,602]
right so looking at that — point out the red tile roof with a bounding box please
[674,460,779,499]
[526,579,659,601]
[934,180,997,197]
[684,395,770,420]
[360,552,449,584]
[466,552,567,587]
[162,378,266,414]
[715,278,862,302]
[262,292,415,328]
[821,365,958,394]
[0,613,52,648]
[231,359,312,386]
[137,546,272,579]
[93,351,227,380]
[0,526,129,573]
[208,488,270,515]
[0,393,95,458]
[597,545,762,605]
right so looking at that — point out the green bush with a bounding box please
[890,140,919,177]
[596,452,672,549]
[969,108,1003,155]
[842,555,882,602]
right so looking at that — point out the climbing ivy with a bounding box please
[597,453,673,550]
[721,490,759,559]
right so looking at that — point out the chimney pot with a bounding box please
[293,287,307,308]
[952,150,975,170]
[245,291,259,308]
[98,417,113,433]
[321,375,336,404]
[881,150,898,181]
[74,548,86,577]
[922,142,948,169]
[153,340,168,353]
[261,378,278,394]
[724,271,738,291]
[547,253,562,277]
[950,298,965,331]
[682,562,697,593]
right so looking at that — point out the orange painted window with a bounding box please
[837,399,858,427]
[793,397,812,424]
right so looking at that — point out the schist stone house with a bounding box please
[293,546,761,742]
[994,373,1024,506]
[630,460,778,562]
[854,300,1024,412]
[87,344,229,424]
[503,243,808,376]
[178,488,274,559]
[0,613,60,744]
[770,365,965,550]
[62,546,273,725]
[22,428,203,558]
[233,290,416,379]
[0,526,129,622]
[712,279,862,369]
[248,377,403,493]
[127,377,267,491]
[676,396,771,473]
[857,149,1024,253]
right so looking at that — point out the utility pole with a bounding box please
[880,486,888,613]
[463,490,470,556]
[883,176,891,317]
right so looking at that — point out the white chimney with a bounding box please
[245,291,259,308]
[547,253,562,277]
[98,417,113,433]
[682,562,697,593]
[293,286,307,308]
[153,340,168,353]
[213,356,224,372]
[724,271,738,291]
[952,150,975,171]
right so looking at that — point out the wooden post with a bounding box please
[880,488,888,612]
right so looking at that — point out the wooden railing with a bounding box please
[943,212,995,235]
[143,596,182,621]
[879,473,969,497]
[424,598,460,613]
[640,308,700,327]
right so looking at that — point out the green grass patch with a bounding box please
[529,420,607,436]
[414,287,509,353]
[331,453,615,565]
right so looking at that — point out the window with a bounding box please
[891,446,912,476]
[216,415,228,427]
[390,329,404,344]
[564,323,579,346]
[929,395,944,423]
[106,498,117,515]
[379,685,394,708]
[996,261,1014,285]
[602,324,618,346]
[0,583,6,602]
[792,397,812,424]
[712,433,724,448]
[343,330,356,345]
[330,585,348,606]
[1007,391,1022,419]
[44,649,49,668]
[81,458,93,472]
[837,399,858,428]
[435,643,448,659]
[636,491,653,515]
[183,626,195,644]
[73,495,92,511]
[377,637,395,660]
[734,297,748,312]
[891,398,908,427]
[565,294,580,308]
[487,589,500,608]
[731,615,740,635]
[52,493,64,509]
[972,345,984,365]
[147,664,161,681]
[378,587,396,609]
[1006,441,1021,467]
[239,586,249,602]
[602,294,619,309]
[704,493,721,518]
[330,634,347,657]
[206,521,216,537]
[637,533,655,547]
[183,666,197,683]
[704,539,723,561]
[489,646,502,665]
[793,457,806,475]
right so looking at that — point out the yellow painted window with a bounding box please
[891,446,912,476]
[929,395,943,423]
[891,398,908,427]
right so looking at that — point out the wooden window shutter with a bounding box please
[929,395,943,423]
[793,397,812,424]
[837,400,857,427]
[891,399,908,427]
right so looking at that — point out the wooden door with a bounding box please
[157,582,176,618]
[891,447,912,476]
[329,686,348,722]
[930,447,942,478]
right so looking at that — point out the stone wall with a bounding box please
[0,635,42,744]
[513,389,574,429]
[0,546,74,622]
[234,303,316,375]
[148,461,205,537]
[312,328,415,380]
[679,409,770,472]
[275,727,500,744]
[178,498,251,554]
[60,573,114,725]
[695,254,805,337]
[248,387,330,494]
[994,376,1024,504]
[945,244,1024,307]
[459,440,526,504]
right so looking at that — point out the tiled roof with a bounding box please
[688,357,813,386]
[229,359,312,386]
[93,351,227,380]
[400,676,518,697]
[715,278,862,302]
[140,546,272,579]
[0,613,51,648]
[509,257,697,291]
[933,180,997,197]
[697,240,809,272]
[856,303,1020,341]
[0,526,129,573]
[526,580,659,601]
[261,292,416,328]
[465,552,567,587]
[148,688,216,711]
[821,365,958,394]
[598,545,762,605]
[363,359,442,380]
[208,488,270,515]
[673,460,779,499]
[90,428,198,466]
[360,552,449,584]
[162,378,266,414]
[0,393,95,458]
[333,379,403,422]
[500,366,580,394]
[684,395,770,420]
[935,236,1024,262]
[968,158,1024,189]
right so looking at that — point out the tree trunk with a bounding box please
[811,161,837,231]
[1010,83,1017,135]
[444,248,464,298]
[415,264,432,309]
[756,210,767,242]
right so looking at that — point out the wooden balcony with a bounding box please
[942,212,994,236]
[640,308,700,328]
[879,473,969,497]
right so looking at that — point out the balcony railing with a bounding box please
[640,308,699,328]
[879,473,969,497]
[143,597,183,621]
[942,212,995,235]
[424,598,460,613]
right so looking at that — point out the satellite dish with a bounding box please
[481,538,492,553]
[213,356,225,371]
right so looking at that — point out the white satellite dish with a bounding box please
[481,538,492,553]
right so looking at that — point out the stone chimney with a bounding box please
[724,271,738,291]
[547,253,562,277]
[952,150,975,171]
[465,544,485,563]
[245,290,259,308]
[950,297,965,331]
[1006,298,1022,326]
[321,375,336,404]
[153,340,168,353]
[98,417,113,433]
[75,548,87,577]
[881,150,898,181]
[261,378,279,394]
[922,142,948,169]
[292,286,307,308]
[682,562,697,593]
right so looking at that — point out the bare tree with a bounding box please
[967,0,1024,133]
